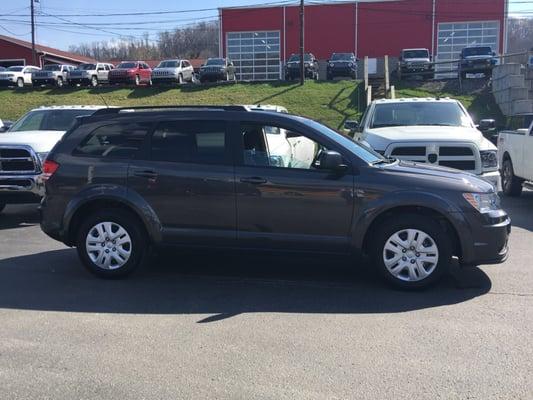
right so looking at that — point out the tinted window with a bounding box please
[10,109,97,132]
[371,102,471,128]
[331,53,354,61]
[117,62,137,69]
[43,65,61,71]
[288,54,311,62]
[158,61,179,68]
[206,59,225,66]
[151,120,227,164]
[79,64,96,70]
[402,50,429,58]
[7,66,23,72]
[75,123,150,158]
[463,47,492,56]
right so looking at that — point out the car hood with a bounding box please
[363,125,496,151]
[382,160,494,193]
[0,131,65,153]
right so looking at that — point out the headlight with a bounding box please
[480,150,498,170]
[329,63,334,67]
[304,63,310,67]
[348,62,353,67]
[463,192,501,213]
[37,152,49,164]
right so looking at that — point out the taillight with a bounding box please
[42,159,59,180]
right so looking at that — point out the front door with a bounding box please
[234,122,354,252]
[128,119,236,246]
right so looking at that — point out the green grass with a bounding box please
[0,81,363,130]
[0,79,502,129]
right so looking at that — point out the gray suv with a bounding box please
[398,48,434,80]
[40,106,510,289]
[32,64,75,88]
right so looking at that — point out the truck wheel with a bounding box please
[178,74,183,84]
[90,76,98,87]
[76,208,147,278]
[135,75,140,86]
[56,77,64,88]
[16,78,24,88]
[371,214,452,289]
[501,158,523,197]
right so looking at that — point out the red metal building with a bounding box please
[0,35,94,68]
[220,0,508,80]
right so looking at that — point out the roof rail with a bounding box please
[91,105,247,116]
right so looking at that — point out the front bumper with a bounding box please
[68,77,91,85]
[152,76,179,83]
[33,78,58,86]
[461,209,511,266]
[286,68,315,78]
[0,79,16,87]
[109,75,136,84]
[0,174,44,204]
[200,72,226,81]
[327,67,356,77]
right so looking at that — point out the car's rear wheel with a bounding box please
[178,74,183,84]
[76,209,147,278]
[501,158,523,197]
[371,214,452,289]
[56,77,63,88]
[16,78,24,88]
[135,75,140,86]
[90,76,98,87]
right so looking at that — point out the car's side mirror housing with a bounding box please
[478,119,496,132]
[317,150,347,172]
[343,120,359,132]
[0,120,13,132]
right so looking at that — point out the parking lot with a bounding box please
[0,193,531,399]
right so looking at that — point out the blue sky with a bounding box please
[1,0,531,50]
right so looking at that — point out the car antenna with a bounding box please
[98,93,109,108]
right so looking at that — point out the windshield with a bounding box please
[157,61,179,68]
[7,66,24,72]
[403,50,429,59]
[331,53,353,61]
[370,102,471,128]
[463,47,492,56]
[304,119,384,164]
[43,65,61,71]
[206,59,225,66]
[78,64,96,70]
[117,62,137,69]
[288,54,312,62]
[9,109,98,132]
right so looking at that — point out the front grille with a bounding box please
[439,146,473,156]
[391,147,426,156]
[439,160,476,170]
[0,147,38,174]
[0,179,32,188]
[202,67,223,73]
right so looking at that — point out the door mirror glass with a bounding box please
[317,150,346,171]
[478,119,496,132]
[343,120,359,132]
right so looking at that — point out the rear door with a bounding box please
[233,120,354,252]
[127,118,236,246]
[97,64,107,81]
[524,119,533,180]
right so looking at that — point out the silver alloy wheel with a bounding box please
[135,75,140,85]
[57,77,63,87]
[17,78,24,88]
[91,76,98,87]
[382,228,439,282]
[178,74,183,84]
[85,222,132,270]
[502,160,512,191]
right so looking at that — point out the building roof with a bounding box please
[0,34,95,64]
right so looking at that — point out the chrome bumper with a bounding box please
[0,174,44,201]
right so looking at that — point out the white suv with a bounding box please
[151,59,194,84]
[0,65,41,88]
[68,63,115,87]
[347,98,500,187]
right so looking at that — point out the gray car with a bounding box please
[32,64,75,88]
[151,59,194,85]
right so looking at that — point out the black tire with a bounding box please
[178,74,183,84]
[371,214,452,290]
[90,76,98,87]
[134,75,140,86]
[76,208,147,278]
[501,157,523,197]
[56,77,64,88]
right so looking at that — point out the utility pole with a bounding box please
[30,0,37,66]
[299,0,304,85]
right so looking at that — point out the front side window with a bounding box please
[10,109,97,132]
[74,122,150,158]
[117,62,137,69]
[206,59,225,66]
[402,50,429,59]
[331,53,353,61]
[43,65,61,71]
[151,120,227,165]
[370,102,472,128]
[241,123,330,170]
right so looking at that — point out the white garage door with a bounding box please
[435,21,500,78]
[226,31,281,81]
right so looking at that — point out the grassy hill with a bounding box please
[0,79,502,130]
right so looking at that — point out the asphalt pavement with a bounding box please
[0,193,531,399]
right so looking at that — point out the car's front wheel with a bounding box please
[90,76,98,87]
[76,209,147,278]
[17,78,24,88]
[371,214,452,289]
[501,158,523,197]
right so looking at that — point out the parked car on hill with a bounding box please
[32,64,75,88]
[285,53,319,81]
[151,59,194,85]
[68,63,115,87]
[40,105,509,289]
[458,46,498,79]
[327,53,357,80]
[0,106,105,213]
[346,98,500,188]
[0,65,41,88]
[398,48,433,80]
[109,61,152,86]
[199,58,236,83]
[0,67,6,72]
[497,113,533,196]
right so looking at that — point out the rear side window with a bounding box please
[150,120,227,165]
[74,122,150,158]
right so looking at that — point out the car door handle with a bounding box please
[133,169,158,179]
[240,177,267,185]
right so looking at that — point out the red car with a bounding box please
[108,61,152,85]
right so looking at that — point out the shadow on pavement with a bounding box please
[501,190,533,232]
[0,246,491,322]
[0,205,40,230]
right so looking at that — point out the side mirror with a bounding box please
[343,120,359,132]
[0,120,13,132]
[478,119,496,132]
[492,51,496,56]
[317,150,346,172]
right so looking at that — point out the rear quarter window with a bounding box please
[74,122,151,158]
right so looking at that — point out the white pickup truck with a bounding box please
[0,106,104,213]
[346,98,500,188]
[497,113,533,196]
